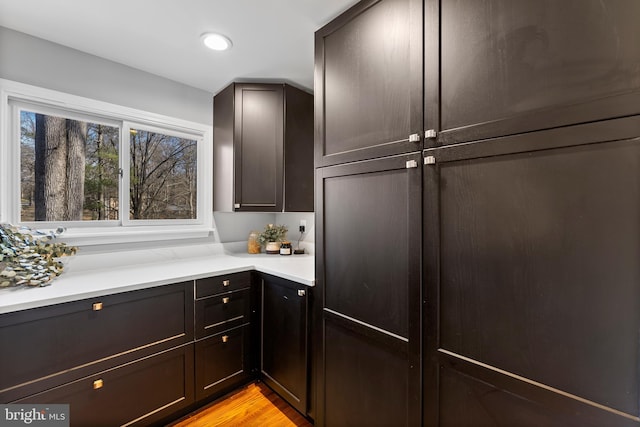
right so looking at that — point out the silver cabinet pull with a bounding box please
[298,289,306,297]
[222,280,230,287]
[222,335,229,343]
[222,297,230,304]
[92,302,103,311]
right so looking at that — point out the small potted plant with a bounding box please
[257,224,288,254]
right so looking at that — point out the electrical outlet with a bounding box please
[299,219,307,233]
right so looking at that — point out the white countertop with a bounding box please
[0,243,315,314]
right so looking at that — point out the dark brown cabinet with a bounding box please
[423,117,640,427]
[260,274,309,415]
[437,0,640,145]
[314,0,424,167]
[317,0,640,426]
[16,345,194,427]
[213,83,313,212]
[0,283,195,426]
[315,153,422,426]
[194,274,253,401]
[194,325,251,401]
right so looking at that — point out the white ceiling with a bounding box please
[0,0,359,94]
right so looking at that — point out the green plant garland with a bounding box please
[0,224,77,288]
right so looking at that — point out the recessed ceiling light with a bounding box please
[201,33,233,51]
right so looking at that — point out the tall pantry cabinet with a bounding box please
[315,0,640,426]
[314,0,424,425]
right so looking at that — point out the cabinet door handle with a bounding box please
[222,335,229,343]
[93,379,104,390]
[222,297,230,304]
[222,280,230,287]
[92,302,103,311]
[298,289,306,297]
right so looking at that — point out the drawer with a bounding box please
[195,289,250,339]
[195,272,251,298]
[15,344,194,427]
[0,282,194,402]
[195,325,252,401]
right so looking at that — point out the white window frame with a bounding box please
[0,79,213,244]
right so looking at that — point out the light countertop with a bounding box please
[0,243,314,314]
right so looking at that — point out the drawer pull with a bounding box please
[222,280,230,287]
[297,289,306,297]
[92,302,103,311]
[222,297,230,304]
[93,379,104,390]
[222,335,229,343]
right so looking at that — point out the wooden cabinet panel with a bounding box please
[195,272,250,299]
[323,316,412,427]
[234,84,284,210]
[0,283,193,402]
[195,325,251,401]
[318,153,421,338]
[439,0,640,144]
[315,152,421,426]
[436,363,638,427]
[261,274,308,414]
[423,116,640,424]
[315,0,423,166]
[283,85,314,212]
[195,289,250,339]
[15,344,194,427]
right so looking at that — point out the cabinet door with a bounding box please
[423,116,640,426]
[234,84,283,211]
[15,345,194,427]
[315,0,423,166]
[261,274,308,414]
[315,152,422,425]
[438,0,640,145]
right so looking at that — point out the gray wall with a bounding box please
[0,26,212,125]
[214,211,314,244]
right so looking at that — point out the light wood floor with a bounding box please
[169,382,312,427]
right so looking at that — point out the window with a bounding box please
[127,127,197,220]
[20,109,120,222]
[1,79,212,240]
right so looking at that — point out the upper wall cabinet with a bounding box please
[315,0,424,167]
[214,83,314,212]
[438,0,640,145]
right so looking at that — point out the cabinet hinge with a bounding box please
[409,133,420,143]
[424,155,436,165]
[406,159,418,169]
[424,129,437,139]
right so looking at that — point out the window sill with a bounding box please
[54,225,216,247]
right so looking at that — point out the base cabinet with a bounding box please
[16,345,194,427]
[194,273,254,402]
[195,326,251,401]
[1,270,317,425]
[260,274,309,415]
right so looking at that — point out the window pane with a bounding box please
[129,129,197,220]
[20,111,120,221]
